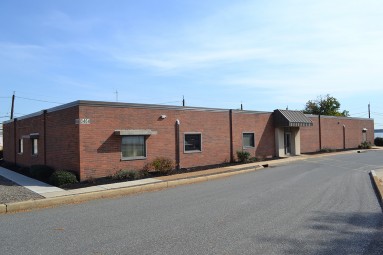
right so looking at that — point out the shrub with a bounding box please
[49,170,78,187]
[248,157,258,163]
[375,137,383,146]
[358,141,372,149]
[29,165,55,181]
[112,169,148,180]
[236,151,250,163]
[320,148,336,153]
[144,157,174,175]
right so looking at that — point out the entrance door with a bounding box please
[284,132,291,155]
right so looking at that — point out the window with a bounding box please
[184,133,202,152]
[243,133,255,148]
[32,138,38,155]
[18,139,23,154]
[121,136,146,160]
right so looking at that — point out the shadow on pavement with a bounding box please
[258,212,383,255]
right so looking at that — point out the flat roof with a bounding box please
[3,100,272,124]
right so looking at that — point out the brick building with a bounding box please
[3,100,374,181]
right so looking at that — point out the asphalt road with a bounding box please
[1,151,383,255]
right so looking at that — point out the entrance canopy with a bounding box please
[273,109,313,127]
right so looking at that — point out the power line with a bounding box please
[15,96,63,105]
[349,111,368,115]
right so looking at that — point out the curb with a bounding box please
[0,165,264,214]
[370,170,383,202]
[0,204,6,214]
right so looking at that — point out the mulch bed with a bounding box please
[0,157,276,191]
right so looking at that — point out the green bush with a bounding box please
[320,148,336,153]
[358,141,372,149]
[375,137,383,146]
[144,157,174,175]
[29,165,55,181]
[236,151,251,163]
[112,169,148,180]
[49,170,78,187]
[248,157,258,163]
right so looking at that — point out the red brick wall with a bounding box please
[45,107,80,175]
[301,115,374,153]
[3,102,374,181]
[232,112,275,160]
[300,117,320,152]
[78,106,232,180]
[178,110,231,169]
[10,114,46,167]
[3,108,80,175]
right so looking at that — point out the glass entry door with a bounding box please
[284,132,292,155]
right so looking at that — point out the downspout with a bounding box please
[175,119,180,170]
[43,110,47,165]
[229,110,234,163]
[343,125,346,150]
[318,114,322,151]
[13,118,17,165]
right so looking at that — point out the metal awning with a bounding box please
[273,109,313,127]
[114,129,158,136]
[21,133,40,139]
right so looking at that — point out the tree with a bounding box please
[303,94,349,117]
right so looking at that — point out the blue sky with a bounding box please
[1,0,383,128]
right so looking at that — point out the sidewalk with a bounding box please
[0,167,63,196]
[0,148,381,214]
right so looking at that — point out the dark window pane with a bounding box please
[185,134,201,151]
[32,139,38,155]
[122,136,146,158]
[243,133,255,147]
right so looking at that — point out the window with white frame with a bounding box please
[243,133,255,148]
[31,138,38,155]
[184,133,202,152]
[121,135,146,160]
[18,139,23,154]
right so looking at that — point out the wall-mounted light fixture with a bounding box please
[160,115,167,119]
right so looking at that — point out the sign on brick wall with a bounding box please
[75,118,91,125]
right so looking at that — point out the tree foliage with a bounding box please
[303,94,349,117]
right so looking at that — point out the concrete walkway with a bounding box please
[0,167,64,197]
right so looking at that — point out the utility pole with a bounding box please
[182,96,185,107]
[318,103,322,151]
[10,91,15,120]
[368,102,371,118]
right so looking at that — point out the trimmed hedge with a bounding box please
[29,165,55,181]
[49,170,78,187]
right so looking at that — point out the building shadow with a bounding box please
[257,211,383,254]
